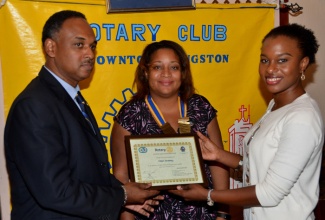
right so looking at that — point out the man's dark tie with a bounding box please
[75,91,96,134]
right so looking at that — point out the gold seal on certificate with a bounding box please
[124,134,208,190]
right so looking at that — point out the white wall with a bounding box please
[0,57,10,220]
[289,0,325,122]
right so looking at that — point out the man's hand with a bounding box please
[123,182,162,217]
[125,195,164,217]
[123,182,160,205]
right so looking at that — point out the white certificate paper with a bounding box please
[125,134,207,189]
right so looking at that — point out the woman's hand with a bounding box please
[168,184,208,202]
[197,131,221,161]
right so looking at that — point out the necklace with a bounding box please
[145,94,189,134]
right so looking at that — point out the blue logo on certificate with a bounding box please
[180,146,186,152]
[138,146,148,153]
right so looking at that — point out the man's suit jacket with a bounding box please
[5,66,124,220]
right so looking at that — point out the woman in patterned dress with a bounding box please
[111,40,229,220]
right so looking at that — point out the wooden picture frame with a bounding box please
[106,0,196,13]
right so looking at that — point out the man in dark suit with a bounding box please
[4,10,160,220]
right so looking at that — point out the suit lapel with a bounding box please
[38,67,106,146]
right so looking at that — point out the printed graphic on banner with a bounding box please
[0,3,275,174]
[228,105,253,189]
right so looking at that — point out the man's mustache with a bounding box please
[82,57,94,64]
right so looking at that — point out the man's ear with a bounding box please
[44,38,56,58]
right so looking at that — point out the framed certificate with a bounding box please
[125,133,208,190]
[106,0,196,13]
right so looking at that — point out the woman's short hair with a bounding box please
[262,23,319,65]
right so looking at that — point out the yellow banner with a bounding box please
[0,1,275,172]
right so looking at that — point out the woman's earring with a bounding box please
[301,71,305,81]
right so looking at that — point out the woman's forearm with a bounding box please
[211,186,260,207]
[216,150,242,170]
